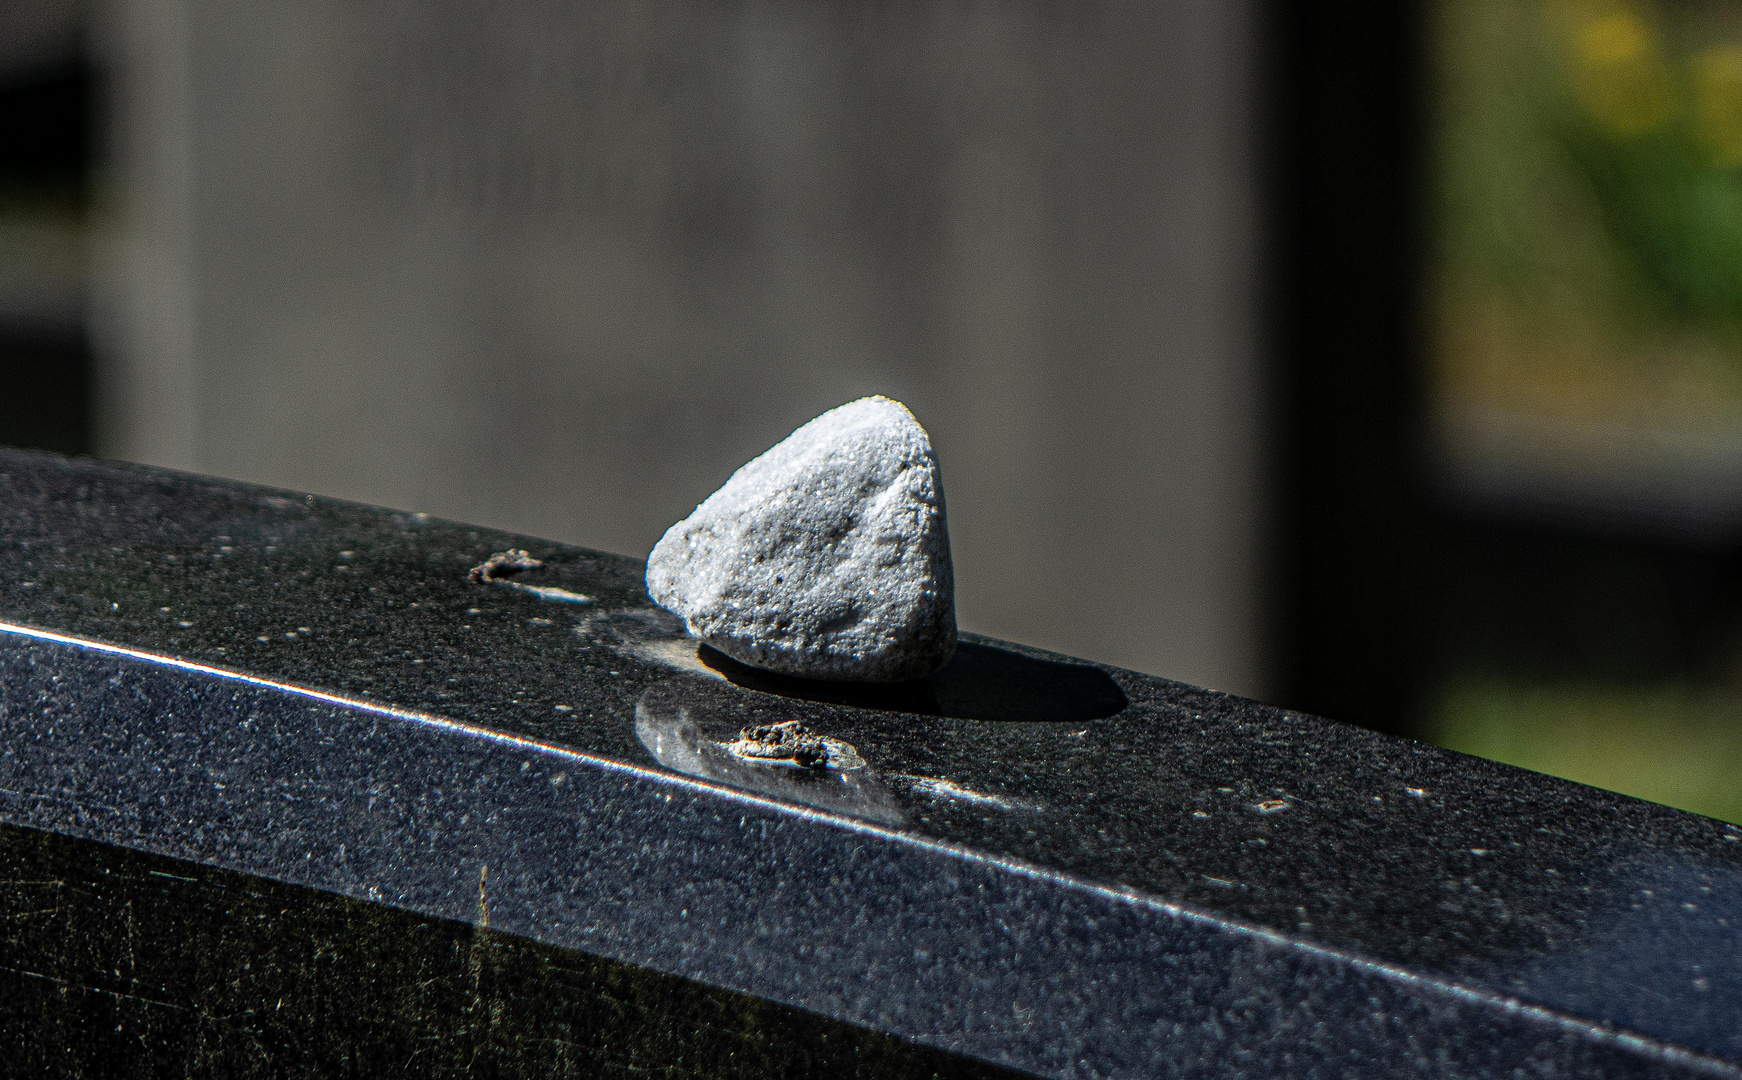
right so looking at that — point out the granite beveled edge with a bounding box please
[0,622,1730,1080]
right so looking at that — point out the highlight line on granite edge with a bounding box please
[0,620,1730,1076]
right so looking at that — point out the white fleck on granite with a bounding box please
[646,396,956,682]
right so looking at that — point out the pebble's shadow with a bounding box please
[696,639,1127,723]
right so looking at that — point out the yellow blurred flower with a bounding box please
[1569,9,1673,137]
[1693,45,1742,168]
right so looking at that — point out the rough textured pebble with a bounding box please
[646,396,955,682]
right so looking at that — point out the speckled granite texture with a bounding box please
[0,448,1737,1078]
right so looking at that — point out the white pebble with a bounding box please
[646,396,956,682]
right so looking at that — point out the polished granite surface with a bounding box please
[0,449,1737,1078]
[0,818,1025,1079]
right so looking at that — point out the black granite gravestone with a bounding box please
[0,448,1736,1077]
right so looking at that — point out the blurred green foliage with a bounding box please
[1435,0,1742,422]
[1431,1,1742,825]
[1570,126,1742,322]
[1433,675,1742,825]
[1558,6,1742,324]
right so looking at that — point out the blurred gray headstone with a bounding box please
[93,0,1264,695]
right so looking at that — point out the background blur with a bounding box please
[3,0,1739,823]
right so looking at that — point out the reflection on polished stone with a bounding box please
[635,681,906,824]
